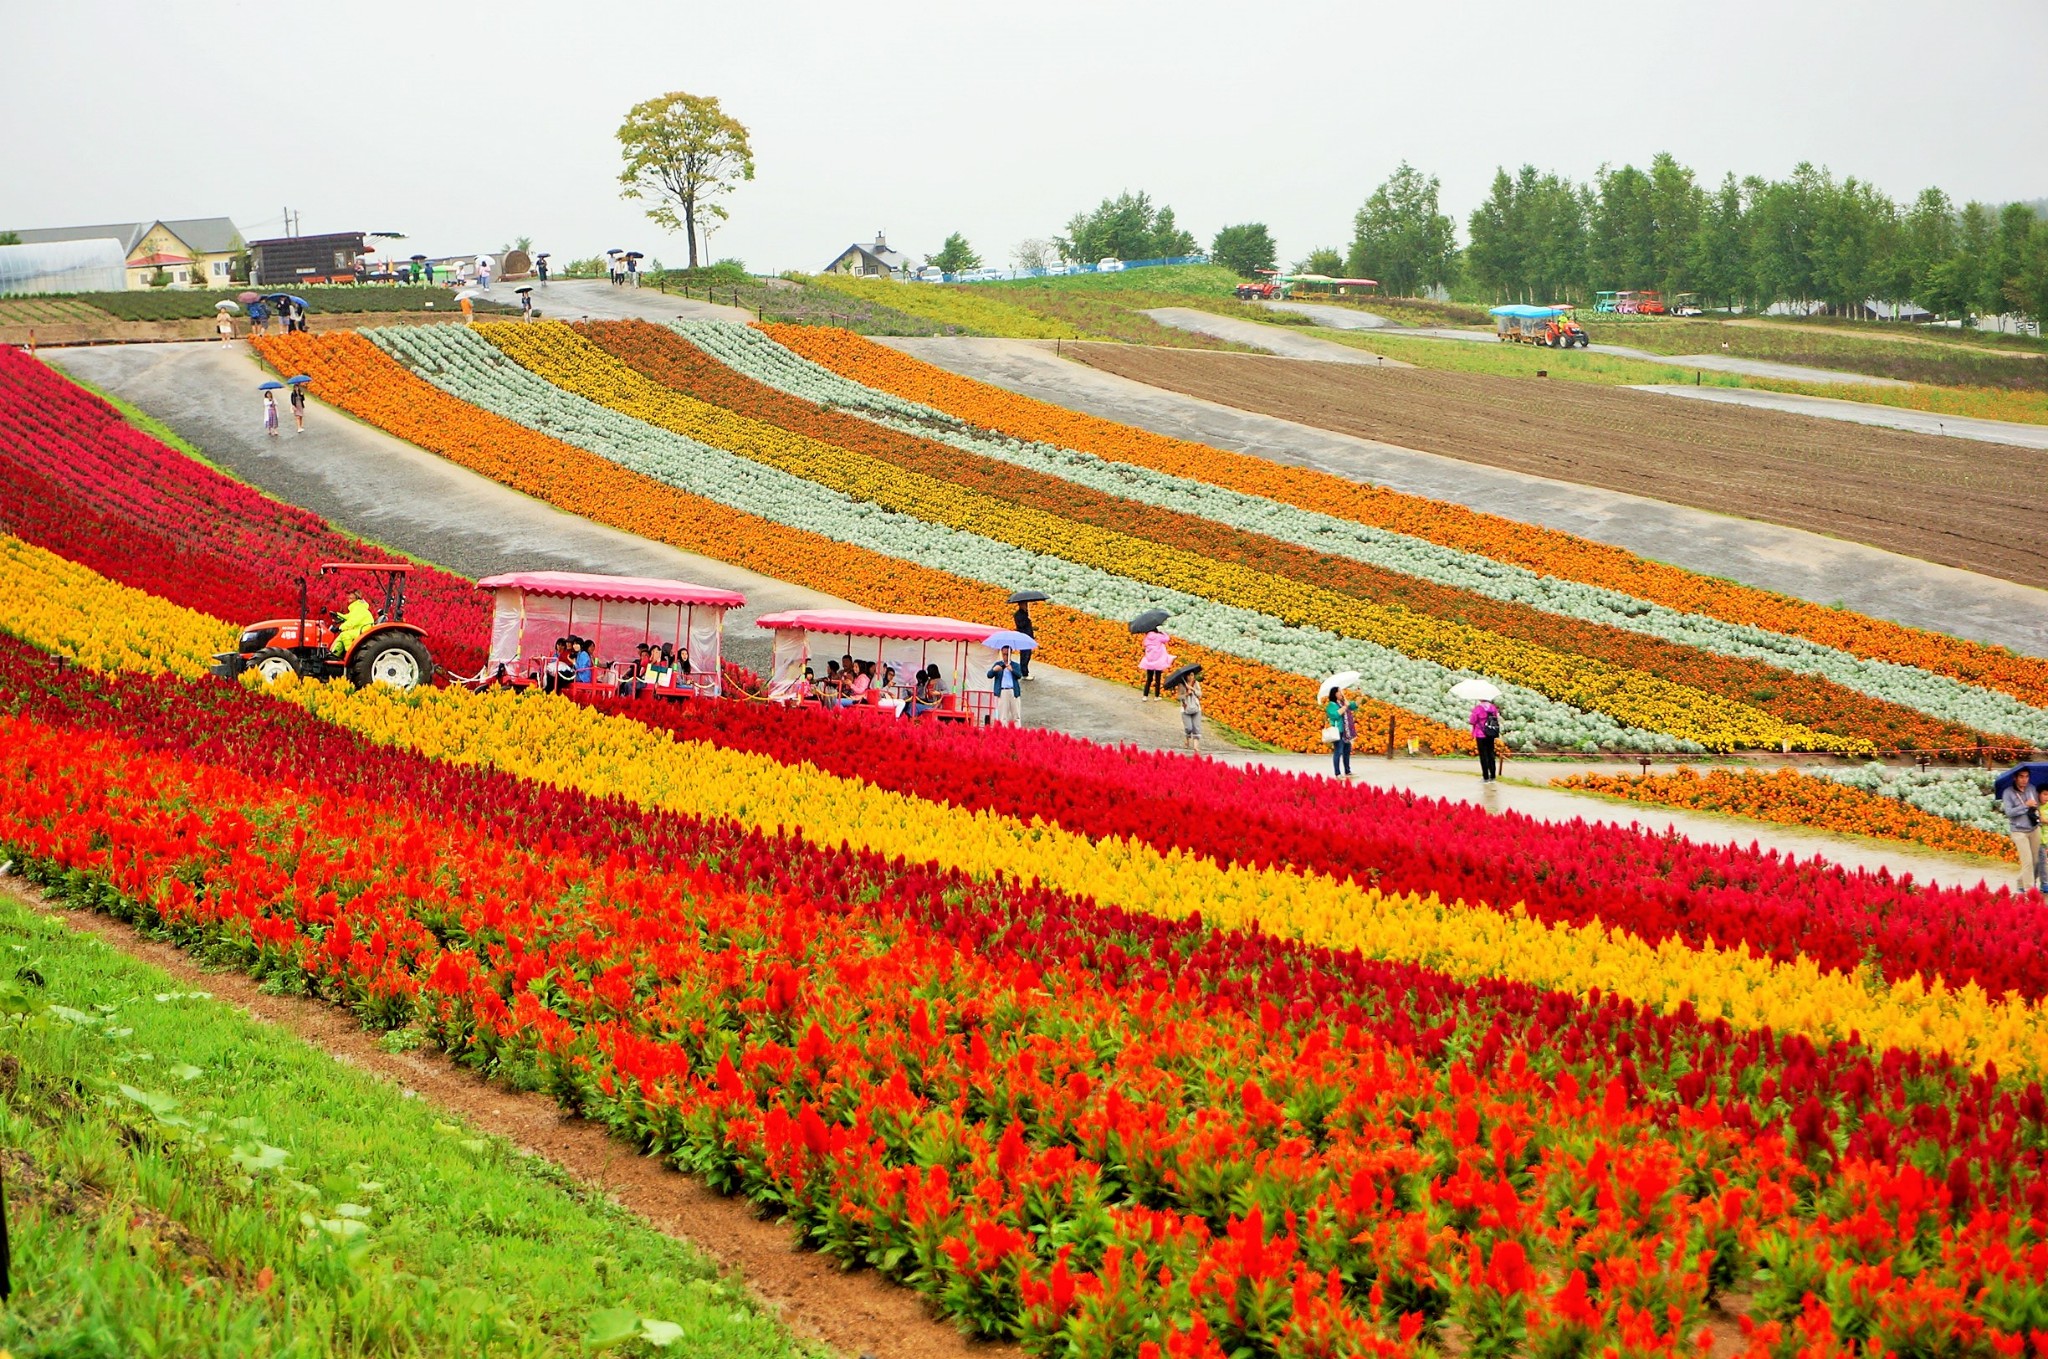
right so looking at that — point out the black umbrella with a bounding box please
[410,253,429,261]
[534,251,551,259]
[1007,589,1049,604]
[514,285,534,293]
[1162,663,1203,690]
[624,251,644,258]
[1128,609,1169,634]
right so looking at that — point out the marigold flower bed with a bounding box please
[573,319,1977,754]
[5,652,2048,1354]
[253,330,1459,754]
[768,324,2048,710]
[1557,767,2019,865]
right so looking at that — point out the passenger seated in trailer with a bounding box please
[900,666,941,719]
[541,638,576,694]
[573,638,595,684]
[820,659,843,697]
[621,643,653,698]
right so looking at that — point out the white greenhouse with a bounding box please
[0,238,126,295]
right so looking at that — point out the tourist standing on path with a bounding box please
[520,290,534,322]
[262,390,280,438]
[288,382,306,434]
[1012,601,1036,680]
[2002,769,2042,894]
[1470,699,1501,782]
[423,260,435,285]
[459,293,475,325]
[1139,628,1172,699]
[536,256,549,287]
[1326,689,1356,777]
[988,646,1023,726]
[216,310,235,343]
[1177,675,1203,753]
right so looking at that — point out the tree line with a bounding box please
[1344,154,2047,322]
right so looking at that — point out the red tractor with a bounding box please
[210,563,434,690]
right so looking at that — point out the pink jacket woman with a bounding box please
[1140,630,1173,671]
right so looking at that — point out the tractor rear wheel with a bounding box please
[348,633,431,690]
[250,647,303,683]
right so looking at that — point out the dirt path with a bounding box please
[1064,345,2048,593]
[6,877,1002,1359]
[883,337,2048,659]
[1633,382,2048,448]
[43,340,1198,753]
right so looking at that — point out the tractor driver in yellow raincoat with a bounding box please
[330,593,376,656]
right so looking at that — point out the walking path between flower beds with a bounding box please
[1198,746,2006,891]
[883,336,2048,659]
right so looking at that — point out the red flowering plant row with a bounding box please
[608,692,2048,1004]
[0,347,490,673]
[3,640,2047,1355]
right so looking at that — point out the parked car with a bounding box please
[1097,258,1125,273]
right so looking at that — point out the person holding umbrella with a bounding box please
[214,299,237,342]
[1165,664,1204,752]
[536,253,550,287]
[987,645,1024,726]
[517,286,535,321]
[1131,610,1172,698]
[1007,590,1045,679]
[1453,679,1504,782]
[260,383,282,438]
[287,376,310,433]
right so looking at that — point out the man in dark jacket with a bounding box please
[1012,601,1037,679]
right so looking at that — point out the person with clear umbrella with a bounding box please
[1322,672,1359,777]
[1454,678,1503,782]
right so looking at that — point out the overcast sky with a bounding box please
[4,0,2042,272]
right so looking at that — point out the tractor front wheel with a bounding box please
[348,634,431,690]
[250,647,303,684]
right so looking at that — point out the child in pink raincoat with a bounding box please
[1139,629,1173,699]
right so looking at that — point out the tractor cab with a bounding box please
[1544,306,1590,348]
[211,562,434,690]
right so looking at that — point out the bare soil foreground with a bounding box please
[7,881,1002,1359]
[1069,346,2048,590]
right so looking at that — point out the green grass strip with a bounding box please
[0,883,817,1359]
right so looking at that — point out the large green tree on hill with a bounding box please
[617,91,755,269]
[1057,191,1198,263]
[931,233,982,274]
[1210,223,1277,277]
[1347,163,1457,296]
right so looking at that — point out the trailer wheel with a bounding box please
[348,633,431,690]
[250,648,303,683]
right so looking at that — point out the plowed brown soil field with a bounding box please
[1069,346,2048,589]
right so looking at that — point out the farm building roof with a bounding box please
[5,217,242,257]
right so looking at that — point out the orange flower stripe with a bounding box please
[252,331,1467,754]
[1555,767,2017,864]
[766,325,2048,709]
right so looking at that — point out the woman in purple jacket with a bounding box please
[1470,700,1502,782]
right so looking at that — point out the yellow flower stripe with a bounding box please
[2,533,2037,1075]
[0,535,233,677]
[485,323,1830,753]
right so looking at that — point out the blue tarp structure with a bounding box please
[0,237,126,294]
[1489,304,1569,319]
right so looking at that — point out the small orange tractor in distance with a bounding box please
[209,562,434,690]
[1489,304,1589,348]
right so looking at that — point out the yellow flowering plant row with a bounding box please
[483,322,1833,752]
[1,533,2040,1076]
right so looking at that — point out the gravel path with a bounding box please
[43,340,1194,752]
[1261,301,1390,329]
[882,336,2048,658]
[1632,382,2048,448]
[522,276,753,324]
[1139,308,1398,363]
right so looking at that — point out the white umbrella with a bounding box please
[1450,678,1501,702]
[455,290,484,301]
[213,299,238,311]
[1319,670,1360,699]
